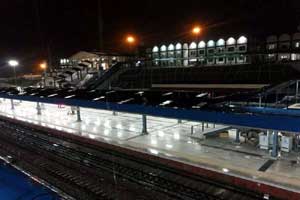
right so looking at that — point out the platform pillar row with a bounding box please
[10,99,14,110]
[235,129,240,143]
[142,114,148,134]
[37,102,42,115]
[77,106,82,122]
[272,131,279,158]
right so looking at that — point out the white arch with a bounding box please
[152,46,159,53]
[216,38,225,46]
[168,44,175,51]
[237,36,248,44]
[226,37,236,45]
[189,42,197,49]
[207,40,215,47]
[160,45,167,51]
[183,43,189,49]
[175,43,182,49]
[198,41,206,48]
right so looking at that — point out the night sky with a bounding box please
[0,0,300,76]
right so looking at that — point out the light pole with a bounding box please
[192,26,202,63]
[40,62,47,88]
[125,35,137,59]
[8,60,19,86]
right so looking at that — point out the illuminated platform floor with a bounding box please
[0,99,300,195]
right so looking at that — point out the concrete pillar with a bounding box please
[235,129,240,143]
[296,80,299,103]
[37,102,42,115]
[202,122,205,132]
[77,106,82,122]
[142,114,147,134]
[10,99,14,110]
[259,95,262,107]
[178,119,182,124]
[206,123,209,128]
[112,111,117,116]
[71,106,76,115]
[272,131,279,158]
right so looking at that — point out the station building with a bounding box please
[147,33,300,67]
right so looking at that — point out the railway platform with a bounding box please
[0,99,299,199]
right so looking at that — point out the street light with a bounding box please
[8,60,19,86]
[192,26,202,36]
[192,26,202,64]
[126,35,135,44]
[40,62,47,88]
[40,62,47,70]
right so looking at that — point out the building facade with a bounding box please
[147,33,300,67]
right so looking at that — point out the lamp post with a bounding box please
[40,62,47,88]
[125,35,137,59]
[8,60,19,86]
[192,26,202,63]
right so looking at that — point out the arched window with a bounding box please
[216,39,225,46]
[160,45,167,51]
[207,40,215,47]
[168,44,175,51]
[175,43,182,50]
[237,36,247,44]
[152,46,159,52]
[198,41,206,48]
[189,42,197,49]
[226,37,236,45]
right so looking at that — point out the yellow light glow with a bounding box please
[126,35,135,44]
[192,26,202,35]
[40,62,47,70]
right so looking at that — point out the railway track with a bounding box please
[0,118,272,200]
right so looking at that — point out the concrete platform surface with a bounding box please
[0,99,300,199]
